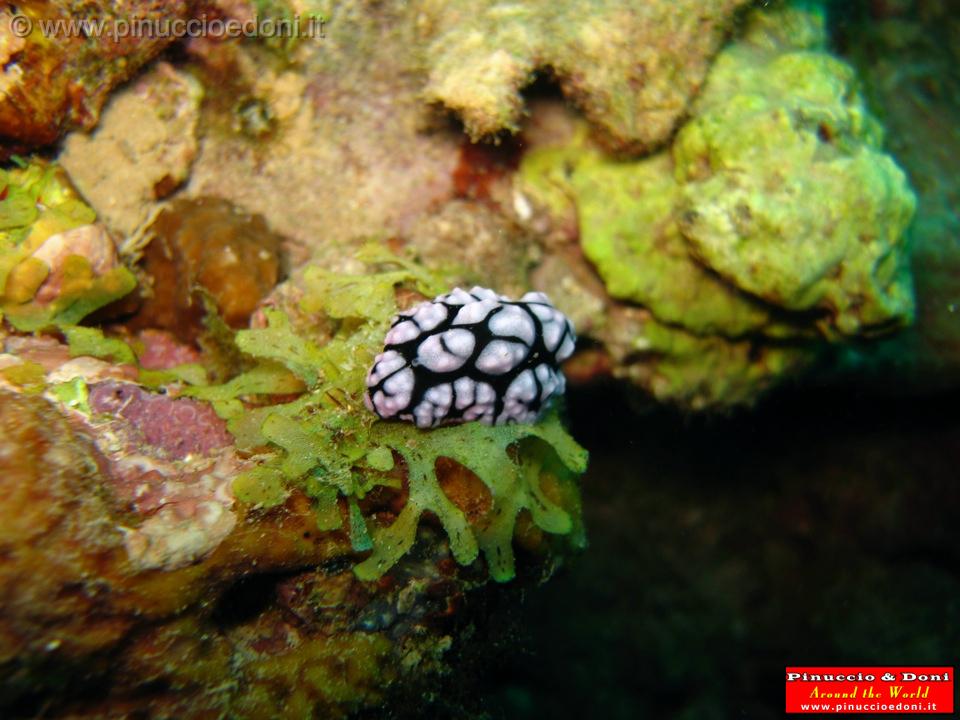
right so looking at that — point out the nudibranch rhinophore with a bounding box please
[365,287,576,428]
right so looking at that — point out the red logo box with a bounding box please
[786,666,954,714]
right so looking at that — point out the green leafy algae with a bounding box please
[63,326,137,365]
[49,377,92,415]
[235,309,328,387]
[201,246,587,581]
[357,413,586,582]
[57,326,210,389]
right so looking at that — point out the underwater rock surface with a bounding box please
[0,236,586,716]
[59,63,204,237]
[416,0,751,153]
[0,379,581,718]
[516,4,916,408]
[830,0,960,390]
[0,1,193,156]
[46,0,920,408]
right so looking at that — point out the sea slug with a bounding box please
[365,287,575,427]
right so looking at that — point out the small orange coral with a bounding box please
[132,197,284,342]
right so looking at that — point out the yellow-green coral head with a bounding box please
[365,287,576,428]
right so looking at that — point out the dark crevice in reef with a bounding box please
[2,655,121,720]
[209,569,305,629]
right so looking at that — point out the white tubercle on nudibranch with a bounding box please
[364,287,576,428]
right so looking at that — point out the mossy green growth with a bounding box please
[634,319,818,411]
[516,4,917,410]
[49,376,92,415]
[674,6,916,339]
[63,326,137,365]
[1,161,94,294]
[519,133,784,339]
[518,15,916,342]
[194,244,587,581]
[0,159,136,331]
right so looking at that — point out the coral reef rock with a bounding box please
[515,4,917,409]
[49,1,922,409]
[60,63,204,237]
[832,0,960,391]
[416,0,752,153]
[676,8,916,339]
[0,2,192,155]
[129,197,285,343]
[0,247,586,717]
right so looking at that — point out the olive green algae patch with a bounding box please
[516,3,917,409]
[189,247,587,582]
[675,11,917,338]
[521,136,782,339]
[0,159,137,331]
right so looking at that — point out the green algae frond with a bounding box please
[357,413,586,582]
[63,326,137,365]
[191,245,587,581]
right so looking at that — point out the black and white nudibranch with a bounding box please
[364,287,576,428]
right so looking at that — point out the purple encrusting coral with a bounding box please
[89,381,233,459]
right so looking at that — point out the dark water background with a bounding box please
[480,382,959,719]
